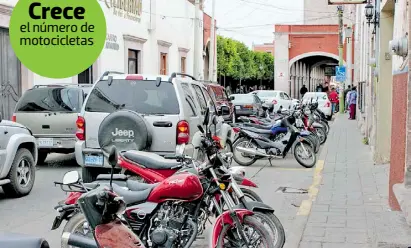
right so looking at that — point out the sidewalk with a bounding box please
[294,113,411,248]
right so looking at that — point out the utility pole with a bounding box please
[337,5,345,113]
[208,0,216,82]
[193,0,200,79]
[346,25,353,88]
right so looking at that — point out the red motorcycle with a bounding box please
[58,152,145,248]
[54,147,274,248]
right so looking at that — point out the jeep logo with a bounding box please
[112,128,135,138]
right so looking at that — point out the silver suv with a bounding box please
[13,84,92,164]
[75,71,226,182]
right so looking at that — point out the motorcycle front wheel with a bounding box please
[215,216,275,248]
[293,141,317,168]
[315,127,327,145]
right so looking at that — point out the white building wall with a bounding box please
[303,0,356,25]
[0,0,205,87]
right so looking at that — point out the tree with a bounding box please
[216,35,275,83]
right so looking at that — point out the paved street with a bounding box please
[0,142,318,247]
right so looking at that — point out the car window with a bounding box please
[253,95,262,104]
[283,93,290,100]
[201,87,217,113]
[279,92,285,99]
[257,91,277,97]
[230,94,254,104]
[15,87,82,112]
[192,84,208,115]
[181,83,197,116]
[84,79,179,114]
[212,86,226,101]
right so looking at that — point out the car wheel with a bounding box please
[3,148,36,197]
[37,151,48,165]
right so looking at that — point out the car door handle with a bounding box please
[42,125,50,129]
[153,121,172,127]
[4,131,8,134]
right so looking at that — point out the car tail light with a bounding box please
[12,114,16,122]
[176,120,189,144]
[76,116,85,140]
[272,100,277,104]
[233,127,240,133]
[324,101,331,107]
[125,74,144,80]
[244,104,253,109]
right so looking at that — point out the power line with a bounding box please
[238,0,338,14]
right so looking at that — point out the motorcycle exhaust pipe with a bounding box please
[62,232,98,248]
[235,146,269,157]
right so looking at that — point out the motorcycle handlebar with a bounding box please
[62,232,98,248]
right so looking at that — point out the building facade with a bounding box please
[0,0,215,120]
[252,42,275,57]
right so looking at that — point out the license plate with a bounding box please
[84,154,103,166]
[235,106,241,110]
[38,138,53,147]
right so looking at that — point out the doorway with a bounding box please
[0,28,21,120]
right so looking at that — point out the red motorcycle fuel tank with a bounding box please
[147,172,203,203]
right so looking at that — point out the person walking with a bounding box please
[316,84,322,92]
[329,88,339,114]
[345,87,352,113]
[349,86,357,120]
[300,84,308,98]
[344,85,351,110]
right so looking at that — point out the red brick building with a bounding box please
[252,42,275,57]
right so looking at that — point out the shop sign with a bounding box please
[105,33,119,50]
[328,0,367,4]
[103,0,143,22]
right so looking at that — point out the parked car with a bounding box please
[302,92,332,119]
[250,90,292,112]
[0,112,37,197]
[204,83,234,122]
[75,72,229,182]
[12,84,92,164]
[229,93,264,119]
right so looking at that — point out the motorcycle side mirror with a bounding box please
[62,171,80,185]
[108,147,118,169]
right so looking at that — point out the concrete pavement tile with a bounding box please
[301,235,324,242]
[346,220,367,229]
[307,222,346,228]
[345,233,369,243]
[303,227,326,237]
[298,241,322,248]
[327,216,347,225]
[311,204,330,212]
[323,234,346,243]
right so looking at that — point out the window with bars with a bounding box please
[160,53,167,75]
[78,66,93,84]
[128,49,139,74]
[181,57,186,74]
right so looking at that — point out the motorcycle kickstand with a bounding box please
[268,158,274,166]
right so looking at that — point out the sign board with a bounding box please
[328,0,367,4]
[325,66,335,76]
[335,66,346,82]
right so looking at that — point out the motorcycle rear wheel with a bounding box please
[215,216,275,248]
[61,213,92,248]
[233,137,258,167]
[315,127,327,145]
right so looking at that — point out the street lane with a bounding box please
[0,151,316,247]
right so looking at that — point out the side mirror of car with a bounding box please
[229,96,235,101]
[219,106,230,116]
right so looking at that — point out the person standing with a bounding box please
[329,88,339,114]
[349,86,357,120]
[344,85,351,109]
[300,84,308,98]
[345,87,352,113]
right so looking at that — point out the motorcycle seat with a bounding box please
[242,123,271,130]
[122,150,181,170]
[112,183,155,205]
[242,126,272,134]
[97,174,128,181]
[0,233,50,248]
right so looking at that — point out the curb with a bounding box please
[283,114,339,248]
